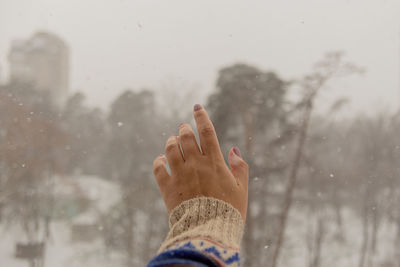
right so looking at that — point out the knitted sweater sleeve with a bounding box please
[147,197,245,267]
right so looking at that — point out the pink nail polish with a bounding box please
[194,104,202,111]
[233,147,242,158]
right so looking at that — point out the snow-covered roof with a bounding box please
[51,174,121,212]
[71,210,98,224]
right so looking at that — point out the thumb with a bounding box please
[228,147,249,185]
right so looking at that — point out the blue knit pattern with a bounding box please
[147,239,240,267]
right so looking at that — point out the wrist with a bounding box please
[159,196,245,253]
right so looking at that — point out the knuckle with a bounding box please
[165,136,177,152]
[153,163,164,175]
[200,126,214,137]
[180,130,194,141]
[165,143,176,153]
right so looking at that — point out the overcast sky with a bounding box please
[0,0,399,116]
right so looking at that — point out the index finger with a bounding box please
[193,104,223,158]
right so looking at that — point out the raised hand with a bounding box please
[152,104,249,221]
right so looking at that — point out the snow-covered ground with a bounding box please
[0,175,125,267]
[279,207,399,267]
[0,221,129,267]
[1,207,398,267]
[1,175,398,267]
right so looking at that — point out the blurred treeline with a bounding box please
[0,52,399,267]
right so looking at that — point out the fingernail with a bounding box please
[179,122,185,127]
[159,153,165,157]
[194,104,202,111]
[233,147,242,158]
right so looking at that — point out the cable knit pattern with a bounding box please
[157,197,244,257]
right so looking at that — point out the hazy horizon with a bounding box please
[1,0,400,116]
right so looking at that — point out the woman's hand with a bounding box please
[153,104,249,221]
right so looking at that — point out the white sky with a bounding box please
[0,0,399,116]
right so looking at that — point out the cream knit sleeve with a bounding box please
[157,197,245,266]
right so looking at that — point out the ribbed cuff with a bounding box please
[158,197,244,253]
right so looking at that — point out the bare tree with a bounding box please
[271,51,363,267]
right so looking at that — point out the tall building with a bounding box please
[8,31,69,105]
